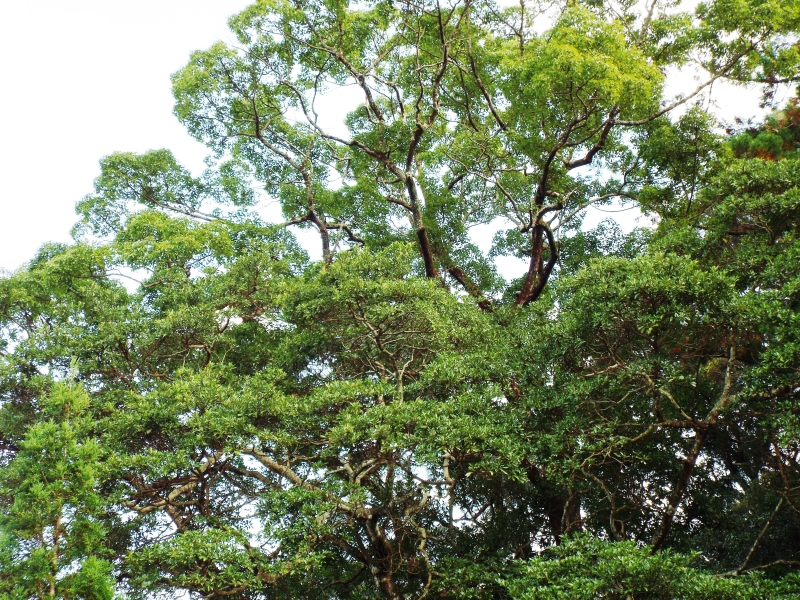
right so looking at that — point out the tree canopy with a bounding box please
[2,0,800,598]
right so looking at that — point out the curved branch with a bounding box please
[522,223,558,307]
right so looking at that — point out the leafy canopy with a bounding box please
[2,0,800,598]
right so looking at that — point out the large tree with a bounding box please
[2,0,800,598]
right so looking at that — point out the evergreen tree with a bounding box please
[2,1,800,597]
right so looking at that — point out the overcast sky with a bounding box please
[0,1,775,274]
[0,1,252,272]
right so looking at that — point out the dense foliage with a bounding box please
[2,0,800,598]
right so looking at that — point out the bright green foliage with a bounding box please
[0,383,114,600]
[2,0,800,598]
[505,536,800,599]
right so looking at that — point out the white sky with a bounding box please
[0,1,252,272]
[0,1,776,274]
